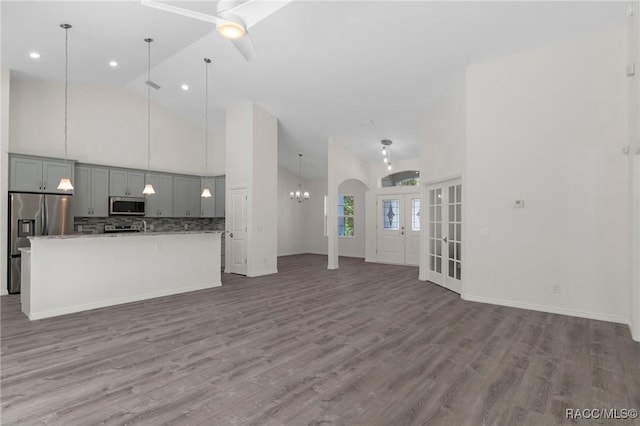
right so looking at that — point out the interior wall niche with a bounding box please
[380,170,420,188]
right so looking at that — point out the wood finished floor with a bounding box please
[1,254,639,426]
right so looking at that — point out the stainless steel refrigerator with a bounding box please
[8,192,73,294]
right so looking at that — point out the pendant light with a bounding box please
[142,38,156,195]
[201,58,212,198]
[381,139,392,171]
[57,23,74,191]
[290,154,310,203]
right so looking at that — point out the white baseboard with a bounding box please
[26,282,222,320]
[461,293,629,325]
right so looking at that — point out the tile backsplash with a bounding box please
[74,216,225,234]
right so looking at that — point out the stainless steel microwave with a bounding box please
[109,197,146,216]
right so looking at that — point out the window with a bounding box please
[411,198,420,231]
[381,170,420,188]
[338,195,355,237]
[382,199,399,230]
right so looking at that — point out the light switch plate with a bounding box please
[514,200,525,208]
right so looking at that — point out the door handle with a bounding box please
[400,231,404,235]
[229,233,233,238]
[443,236,448,243]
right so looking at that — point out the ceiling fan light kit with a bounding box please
[140,0,292,61]
[217,20,246,39]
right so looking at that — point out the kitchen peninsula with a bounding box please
[20,231,222,320]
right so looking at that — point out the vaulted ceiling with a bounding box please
[1,1,627,178]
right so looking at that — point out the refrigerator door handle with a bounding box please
[43,198,48,235]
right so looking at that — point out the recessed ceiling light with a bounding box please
[181,84,189,91]
[29,52,41,59]
[109,61,118,67]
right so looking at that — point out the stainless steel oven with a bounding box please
[109,197,146,216]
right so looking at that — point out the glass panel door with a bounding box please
[428,188,443,276]
[426,179,462,293]
[447,184,462,281]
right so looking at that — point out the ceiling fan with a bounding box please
[141,0,292,61]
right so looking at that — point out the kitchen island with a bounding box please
[21,231,222,320]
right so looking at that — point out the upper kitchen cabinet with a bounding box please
[173,176,201,217]
[201,177,216,218]
[10,155,75,194]
[73,166,109,217]
[109,169,145,197]
[145,173,173,217]
[214,176,225,217]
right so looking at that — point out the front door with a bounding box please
[426,179,462,293]
[228,187,247,275]
[376,193,420,266]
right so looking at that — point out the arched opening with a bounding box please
[336,178,368,258]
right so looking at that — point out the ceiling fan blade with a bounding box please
[230,32,258,61]
[141,0,225,25]
[229,0,293,29]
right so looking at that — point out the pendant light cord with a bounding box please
[204,58,211,172]
[147,40,152,176]
[63,24,69,165]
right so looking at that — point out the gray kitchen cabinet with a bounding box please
[10,155,74,194]
[146,173,173,217]
[214,176,225,217]
[200,177,216,217]
[74,166,109,217]
[173,176,201,217]
[109,169,145,197]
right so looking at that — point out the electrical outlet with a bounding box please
[77,225,83,232]
[553,285,561,294]
[184,224,188,231]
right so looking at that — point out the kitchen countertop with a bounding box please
[28,230,223,240]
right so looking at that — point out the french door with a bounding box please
[426,179,462,293]
[228,187,247,275]
[377,193,421,266]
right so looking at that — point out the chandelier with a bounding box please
[290,153,310,203]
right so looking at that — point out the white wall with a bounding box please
[628,2,640,341]
[225,102,278,277]
[327,138,369,269]
[337,179,366,258]
[1,69,10,296]
[304,178,328,255]
[463,26,630,323]
[421,75,466,182]
[249,104,278,276]
[9,76,225,175]
[277,166,308,256]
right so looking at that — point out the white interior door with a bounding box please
[426,180,462,293]
[377,193,420,266]
[228,188,247,275]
